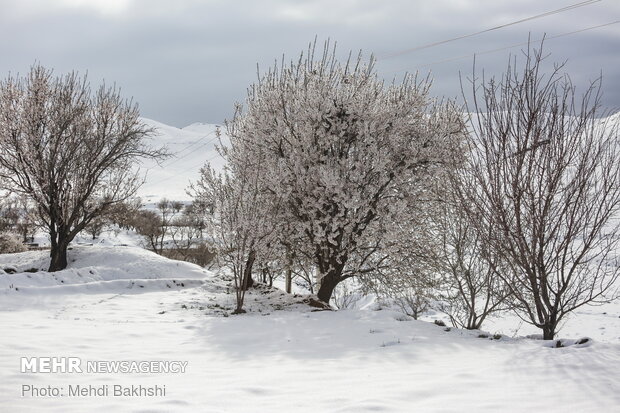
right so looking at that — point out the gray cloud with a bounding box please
[1,0,618,126]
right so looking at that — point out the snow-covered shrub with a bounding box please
[392,287,434,320]
[0,232,27,254]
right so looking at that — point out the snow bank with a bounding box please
[0,246,212,297]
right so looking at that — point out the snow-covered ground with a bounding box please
[1,246,619,412]
[2,115,620,412]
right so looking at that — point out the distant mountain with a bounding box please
[136,111,620,203]
[137,118,227,203]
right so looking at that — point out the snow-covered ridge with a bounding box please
[136,112,620,204]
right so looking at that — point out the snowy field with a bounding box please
[1,246,619,412]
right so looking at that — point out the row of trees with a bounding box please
[0,195,37,243]
[0,42,617,339]
[126,199,214,266]
[193,41,620,338]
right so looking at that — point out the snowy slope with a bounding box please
[136,112,620,203]
[137,118,227,203]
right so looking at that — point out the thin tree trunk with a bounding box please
[241,250,255,291]
[233,250,256,314]
[285,245,292,294]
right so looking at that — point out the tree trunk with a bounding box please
[316,271,340,303]
[285,270,292,294]
[285,248,293,294]
[241,250,255,291]
[48,240,69,272]
[542,319,557,340]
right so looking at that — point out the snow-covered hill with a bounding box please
[136,112,620,203]
[137,118,227,203]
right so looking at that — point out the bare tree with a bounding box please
[433,201,511,330]
[0,64,164,271]
[152,198,183,252]
[106,198,142,230]
[0,232,28,254]
[361,222,438,320]
[168,212,205,261]
[84,215,107,240]
[133,210,165,253]
[458,44,620,339]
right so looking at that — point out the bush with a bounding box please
[0,233,27,254]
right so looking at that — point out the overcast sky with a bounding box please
[0,0,618,127]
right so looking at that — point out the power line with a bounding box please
[147,151,224,187]
[169,124,223,158]
[388,20,619,73]
[162,131,220,168]
[169,132,214,157]
[380,0,602,59]
[143,128,220,175]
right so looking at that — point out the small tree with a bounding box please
[362,225,438,320]
[459,44,620,339]
[152,198,183,253]
[191,142,278,313]
[84,216,106,240]
[0,195,37,242]
[373,275,436,320]
[132,210,165,253]
[0,64,164,271]
[106,198,142,230]
[169,214,202,260]
[433,201,511,330]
